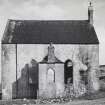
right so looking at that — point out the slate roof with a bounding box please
[2,19,99,44]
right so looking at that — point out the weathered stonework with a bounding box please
[1,44,99,99]
[1,44,16,99]
[39,63,64,98]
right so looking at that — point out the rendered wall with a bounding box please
[38,64,47,95]
[1,44,99,99]
[1,44,16,99]
[55,64,64,97]
[39,63,64,98]
[87,45,99,92]
[73,45,99,95]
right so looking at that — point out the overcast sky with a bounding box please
[0,0,105,66]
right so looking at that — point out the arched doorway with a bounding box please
[64,59,73,84]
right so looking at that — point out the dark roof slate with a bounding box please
[2,19,99,44]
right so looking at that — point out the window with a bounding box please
[47,68,55,83]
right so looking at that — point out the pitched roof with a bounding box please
[2,19,99,44]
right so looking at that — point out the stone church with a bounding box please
[1,3,100,100]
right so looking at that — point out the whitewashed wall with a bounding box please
[2,44,16,99]
[2,44,99,99]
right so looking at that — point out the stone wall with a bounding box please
[39,63,64,98]
[55,64,64,97]
[1,44,16,99]
[73,45,99,95]
[87,45,99,92]
[39,64,47,94]
[1,44,99,99]
[12,61,38,99]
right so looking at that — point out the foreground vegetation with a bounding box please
[0,90,105,105]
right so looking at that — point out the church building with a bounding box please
[1,3,100,99]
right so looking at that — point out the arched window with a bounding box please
[47,68,55,83]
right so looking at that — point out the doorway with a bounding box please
[64,59,73,84]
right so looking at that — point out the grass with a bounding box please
[0,90,105,105]
[77,90,105,100]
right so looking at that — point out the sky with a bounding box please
[0,0,105,66]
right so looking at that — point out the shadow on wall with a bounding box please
[0,84,2,99]
[12,59,38,99]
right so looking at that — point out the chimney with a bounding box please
[48,42,55,63]
[88,1,94,25]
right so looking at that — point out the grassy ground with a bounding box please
[77,90,105,100]
[0,98,105,105]
[0,90,105,105]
